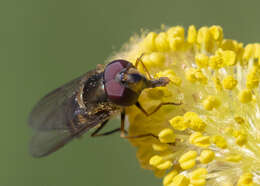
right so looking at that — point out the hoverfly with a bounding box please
[29,55,180,157]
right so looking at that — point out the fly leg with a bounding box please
[91,119,127,137]
[135,53,152,80]
[120,109,158,140]
[135,101,181,116]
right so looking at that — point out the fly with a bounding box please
[28,55,181,157]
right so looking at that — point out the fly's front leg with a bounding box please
[135,53,152,80]
[135,101,182,117]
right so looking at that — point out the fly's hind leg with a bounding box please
[91,118,127,137]
[120,109,159,140]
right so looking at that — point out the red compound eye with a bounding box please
[104,60,138,106]
[104,60,129,82]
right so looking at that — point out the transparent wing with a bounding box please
[28,70,96,130]
[29,126,88,157]
[28,70,98,157]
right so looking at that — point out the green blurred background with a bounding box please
[1,0,260,185]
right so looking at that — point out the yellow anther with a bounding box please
[246,66,260,89]
[155,32,169,51]
[195,53,209,68]
[149,155,173,170]
[199,150,215,164]
[209,25,223,41]
[243,44,255,61]
[194,70,208,84]
[152,143,169,152]
[234,116,245,125]
[163,170,178,186]
[189,132,210,148]
[222,75,238,90]
[169,37,184,51]
[222,50,236,66]
[189,168,208,186]
[221,39,240,52]
[149,155,163,166]
[185,68,197,83]
[148,52,166,66]
[209,54,223,69]
[197,27,214,52]
[238,89,252,103]
[185,68,207,84]
[142,32,157,52]
[235,133,247,146]
[203,96,221,111]
[225,154,242,162]
[156,69,182,87]
[187,25,197,43]
[157,160,173,170]
[237,173,253,186]
[169,116,187,131]
[184,112,207,132]
[212,135,227,149]
[255,44,260,58]
[169,174,190,186]
[179,151,197,170]
[224,126,234,135]
[167,26,185,39]
[213,76,223,91]
[159,128,176,143]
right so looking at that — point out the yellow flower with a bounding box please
[110,25,260,185]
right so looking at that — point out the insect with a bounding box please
[28,55,180,157]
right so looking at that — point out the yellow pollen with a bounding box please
[203,95,221,111]
[189,132,210,148]
[155,32,169,52]
[163,170,178,186]
[238,89,252,103]
[184,112,206,132]
[222,75,238,90]
[157,160,173,170]
[213,76,223,91]
[185,68,207,84]
[222,50,236,66]
[141,32,157,52]
[212,135,227,149]
[237,173,253,186]
[209,25,223,41]
[187,25,197,44]
[195,53,209,68]
[158,128,176,143]
[199,150,215,164]
[152,143,169,152]
[149,155,163,166]
[189,168,208,186]
[235,132,247,146]
[179,150,197,170]
[246,66,260,89]
[169,174,190,186]
[169,116,187,131]
[243,44,255,61]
